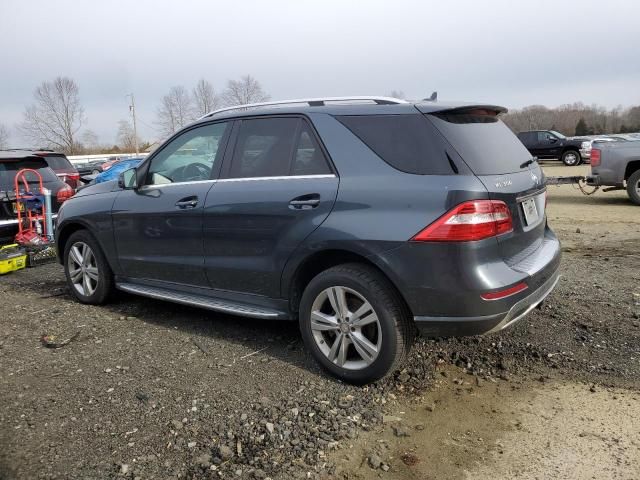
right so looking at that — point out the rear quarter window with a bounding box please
[336,114,456,175]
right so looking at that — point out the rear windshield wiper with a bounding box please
[520,157,537,169]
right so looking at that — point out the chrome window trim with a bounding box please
[138,179,216,190]
[137,174,337,190]
[218,174,336,183]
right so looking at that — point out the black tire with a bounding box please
[627,169,640,206]
[298,263,414,384]
[561,150,581,166]
[63,229,113,304]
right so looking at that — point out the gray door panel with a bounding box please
[112,182,215,286]
[202,176,338,297]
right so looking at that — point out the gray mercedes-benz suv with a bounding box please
[55,97,561,384]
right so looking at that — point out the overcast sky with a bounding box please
[1,0,639,147]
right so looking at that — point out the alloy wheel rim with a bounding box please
[67,241,99,296]
[310,286,382,370]
[565,153,577,165]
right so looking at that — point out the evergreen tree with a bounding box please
[574,118,589,136]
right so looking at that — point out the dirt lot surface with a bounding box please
[1,163,639,480]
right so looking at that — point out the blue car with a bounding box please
[95,159,143,184]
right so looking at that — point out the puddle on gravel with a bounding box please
[329,366,640,480]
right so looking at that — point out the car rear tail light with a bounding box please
[481,282,528,301]
[68,172,80,181]
[56,184,74,203]
[411,200,513,242]
[590,148,601,167]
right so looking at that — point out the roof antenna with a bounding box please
[424,91,437,102]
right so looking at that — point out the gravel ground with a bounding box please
[0,164,638,479]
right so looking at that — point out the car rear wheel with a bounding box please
[627,170,640,205]
[299,263,414,384]
[63,230,113,304]
[561,150,580,166]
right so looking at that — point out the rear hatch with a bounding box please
[0,158,65,219]
[421,106,547,263]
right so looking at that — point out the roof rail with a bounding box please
[200,96,408,119]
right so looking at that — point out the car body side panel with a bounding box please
[110,182,216,286]
[281,113,492,301]
[55,186,121,271]
[592,142,640,186]
[202,176,339,298]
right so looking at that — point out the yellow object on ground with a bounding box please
[0,244,27,275]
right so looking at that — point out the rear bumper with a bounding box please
[413,269,560,336]
[0,214,58,243]
[373,223,561,337]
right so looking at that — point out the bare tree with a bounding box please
[192,79,220,117]
[222,75,270,107]
[0,123,9,149]
[117,120,140,151]
[18,77,84,154]
[81,129,99,149]
[156,86,194,137]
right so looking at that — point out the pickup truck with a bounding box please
[588,142,640,205]
[517,130,589,166]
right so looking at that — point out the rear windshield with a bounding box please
[427,112,532,175]
[42,154,74,170]
[336,114,456,175]
[0,159,59,189]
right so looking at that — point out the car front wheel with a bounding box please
[63,230,113,304]
[299,263,414,384]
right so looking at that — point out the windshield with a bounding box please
[549,130,566,139]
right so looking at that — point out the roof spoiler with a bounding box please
[416,103,508,115]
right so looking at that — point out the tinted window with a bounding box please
[147,122,229,185]
[229,118,298,178]
[336,114,454,175]
[518,132,535,145]
[428,112,531,175]
[292,122,331,175]
[0,159,59,188]
[537,132,550,142]
[43,155,74,171]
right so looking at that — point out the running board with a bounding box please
[116,282,285,319]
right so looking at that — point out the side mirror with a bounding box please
[548,136,558,143]
[118,168,138,190]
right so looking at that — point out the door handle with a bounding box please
[289,194,320,210]
[175,196,199,209]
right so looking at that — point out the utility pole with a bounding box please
[127,93,140,155]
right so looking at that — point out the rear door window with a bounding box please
[336,114,454,175]
[228,118,299,178]
[291,121,331,176]
[427,111,532,175]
